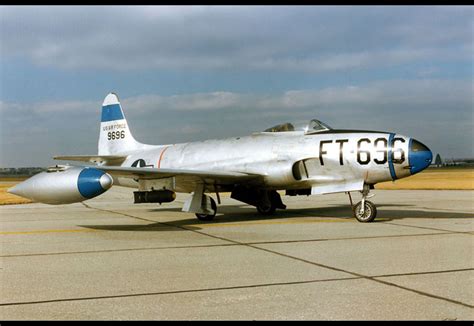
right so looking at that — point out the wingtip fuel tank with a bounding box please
[8,166,113,205]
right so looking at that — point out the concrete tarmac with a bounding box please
[0,188,472,320]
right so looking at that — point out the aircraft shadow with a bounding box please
[80,203,473,232]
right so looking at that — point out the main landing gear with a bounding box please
[194,191,284,220]
[256,190,286,216]
[182,184,219,222]
[348,184,377,223]
[195,196,217,221]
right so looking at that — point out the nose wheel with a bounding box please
[348,184,377,223]
[353,200,377,222]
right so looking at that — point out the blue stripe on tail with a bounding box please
[101,104,124,122]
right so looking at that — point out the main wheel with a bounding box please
[353,200,377,223]
[256,202,276,215]
[195,197,217,221]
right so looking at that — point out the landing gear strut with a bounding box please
[195,196,217,221]
[348,184,377,223]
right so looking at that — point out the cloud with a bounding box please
[1,78,472,167]
[124,79,471,118]
[122,91,242,113]
[0,6,472,72]
[2,79,470,118]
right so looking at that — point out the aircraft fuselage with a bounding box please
[116,130,423,194]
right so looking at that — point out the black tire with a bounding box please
[256,202,276,215]
[195,197,217,221]
[353,200,377,222]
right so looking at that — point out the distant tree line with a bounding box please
[0,167,45,176]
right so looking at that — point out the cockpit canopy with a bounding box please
[263,119,332,134]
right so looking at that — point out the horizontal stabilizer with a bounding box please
[54,155,128,165]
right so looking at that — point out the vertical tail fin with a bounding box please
[98,93,142,155]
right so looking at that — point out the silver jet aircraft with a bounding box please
[9,93,433,222]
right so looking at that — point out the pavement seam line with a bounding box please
[246,244,474,309]
[1,231,460,258]
[1,269,471,307]
[0,277,361,307]
[384,221,474,234]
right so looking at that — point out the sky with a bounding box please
[0,5,472,167]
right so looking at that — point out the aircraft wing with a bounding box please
[95,166,256,181]
[90,166,264,191]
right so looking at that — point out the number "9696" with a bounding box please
[107,131,125,140]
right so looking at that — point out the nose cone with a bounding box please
[77,168,113,199]
[7,182,28,198]
[409,139,433,175]
[7,175,39,200]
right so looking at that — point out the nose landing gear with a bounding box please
[348,184,377,223]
